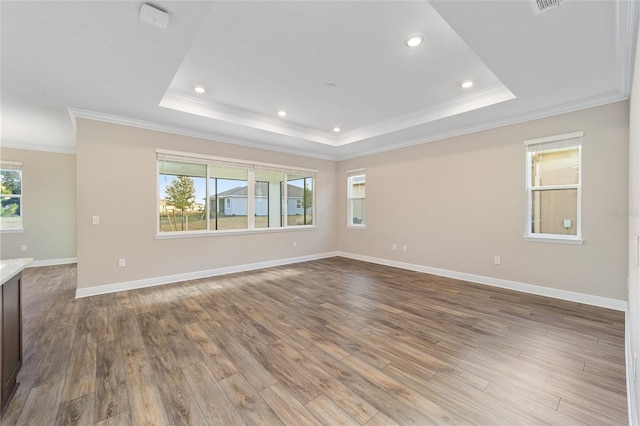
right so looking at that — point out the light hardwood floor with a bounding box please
[2,257,628,425]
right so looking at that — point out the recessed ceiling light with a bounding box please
[193,85,206,94]
[461,81,474,89]
[277,110,287,117]
[405,35,424,48]
[333,127,341,133]
[325,83,337,89]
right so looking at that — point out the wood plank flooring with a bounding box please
[1,257,628,425]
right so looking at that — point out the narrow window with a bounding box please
[525,132,582,243]
[348,172,365,227]
[0,161,23,232]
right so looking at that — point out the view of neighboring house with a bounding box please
[213,183,306,216]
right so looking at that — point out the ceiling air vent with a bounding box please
[534,0,564,14]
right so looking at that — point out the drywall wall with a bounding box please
[75,119,338,290]
[0,147,76,262]
[627,21,640,423]
[338,101,629,302]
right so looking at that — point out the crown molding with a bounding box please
[616,0,639,97]
[335,91,628,161]
[335,84,515,146]
[69,89,627,163]
[160,84,515,148]
[0,141,76,155]
[68,108,338,161]
[160,91,338,146]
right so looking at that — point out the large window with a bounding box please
[1,162,23,232]
[525,132,582,243]
[348,171,365,227]
[157,151,316,235]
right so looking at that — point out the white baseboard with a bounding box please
[75,252,338,298]
[337,251,628,311]
[28,257,77,267]
[76,250,628,311]
[626,310,638,426]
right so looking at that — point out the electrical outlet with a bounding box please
[20,244,27,252]
[494,256,501,265]
[92,215,100,225]
[292,242,297,248]
[402,245,407,252]
[392,244,397,250]
[118,258,126,267]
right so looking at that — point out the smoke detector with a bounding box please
[140,4,169,29]
[533,0,564,14]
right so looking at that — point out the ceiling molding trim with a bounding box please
[335,91,628,161]
[160,85,515,148]
[68,88,627,164]
[335,84,516,146]
[68,108,338,161]
[159,91,338,146]
[616,0,640,97]
[0,142,76,155]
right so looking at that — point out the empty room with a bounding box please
[1,0,639,424]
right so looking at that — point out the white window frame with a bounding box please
[524,131,583,245]
[347,169,366,229]
[0,161,24,233]
[156,149,317,238]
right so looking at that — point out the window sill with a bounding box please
[523,235,583,245]
[1,228,24,234]
[347,225,366,230]
[156,225,316,239]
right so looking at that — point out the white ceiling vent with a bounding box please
[534,0,564,14]
[140,4,169,29]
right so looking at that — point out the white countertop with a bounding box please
[0,258,33,286]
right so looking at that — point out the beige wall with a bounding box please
[338,101,629,301]
[0,148,76,262]
[76,119,338,290]
[627,19,640,421]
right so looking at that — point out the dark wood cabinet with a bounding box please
[0,272,22,416]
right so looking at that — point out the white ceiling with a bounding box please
[1,1,637,160]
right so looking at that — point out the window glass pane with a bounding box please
[1,167,22,230]
[1,169,22,195]
[351,199,365,225]
[530,147,579,187]
[210,165,248,231]
[304,178,313,225]
[350,174,365,198]
[159,161,206,232]
[254,181,269,229]
[531,189,577,235]
[0,196,21,230]
[255,169,283,229]
[348,174,365,226]
[286,174,313,226]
